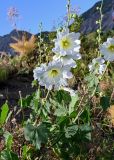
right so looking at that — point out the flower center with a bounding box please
[48,69,59,77]
[95,62,99,68]
[108,44,114,53]
[60,37,71,50]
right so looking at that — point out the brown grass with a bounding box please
[10,35,36,56]
[107,105,114,126]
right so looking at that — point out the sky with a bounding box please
[0,0,99,36]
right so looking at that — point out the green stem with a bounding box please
[100,61,110,80]
[19,91,23,108]
[97,0,104,56]
[45,90,50,101]
[91,61,110,97]
[42,89,50,106]
[19,91,24,122]
[98,0,103,45]
[73,108,84,123]
[73,92,87,123]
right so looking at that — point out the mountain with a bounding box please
[0,0,114,54]
[0,30,51,55]
[80,0,114,34]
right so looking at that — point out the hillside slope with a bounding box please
[81,0,114,33]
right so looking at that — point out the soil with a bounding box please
[0,74,35,107]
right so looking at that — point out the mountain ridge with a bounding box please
[0,0,114,54]
[80,0,114,33]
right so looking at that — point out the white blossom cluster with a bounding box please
[33,27,81,96]
[88,37,114,75]
[88,57,106,75]
[100,38,114,61]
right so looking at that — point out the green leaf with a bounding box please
[85,74,99,88]
[65,125,78,138]
[4,131,13,150]
[69,111,77,118]
[55,90,71,104]
[0,149,19,160]
[32,80,37,87]
[24,124,35,140]
[100,96,110,110]
[32,90,41,113]
[24,123,49,150]
[0,103,9,125]
[18,94,33,108]
[54,106,67,117]
[22,145,29,159]
[85,132,91,141]
[45,102,51,113]
[69,95,79,115]
[80,108,91,123]
[0,128,4,136]
[57,116,69,127]
[79,124,92,132]
[5,111,13,124]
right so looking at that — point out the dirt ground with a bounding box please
[0,74,35,107]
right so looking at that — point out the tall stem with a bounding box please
[67,0,71,27]
[38,22,43,65]
[97,0,104,56]
[91,61,110,98]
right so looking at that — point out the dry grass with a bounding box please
[10,35,36,56]
[107,105,114,126]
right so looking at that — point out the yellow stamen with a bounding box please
[108,44,114,52]
[48,69,59,77]
[60,37,71,50]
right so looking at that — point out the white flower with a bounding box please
[88,57,106,74]
[33,60,73,90]
[53,53,81,69]
[100,38,114,61]
[33,63,47,81]
[62,87,77,96]
[52,27,81,56]
[53,55,76,68]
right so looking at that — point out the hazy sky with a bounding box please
[0,0,99,36]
